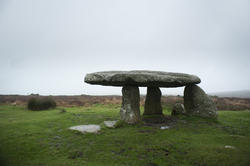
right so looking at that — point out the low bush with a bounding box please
[27,97,56,111]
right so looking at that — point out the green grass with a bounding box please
[0,104,250,166]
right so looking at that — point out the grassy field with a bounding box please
[0,105,250,166]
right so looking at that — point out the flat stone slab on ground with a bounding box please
[85,70,201,87]
[224,145,236,149]
[69,125,101,133]
[104,120,118,128]
[160,126,170,130]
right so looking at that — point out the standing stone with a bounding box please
[120,86,141,124]
[143,87,163,115]
[184,84,217,118]
[171,103,186,116]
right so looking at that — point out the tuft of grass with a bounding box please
[0,105,250,166]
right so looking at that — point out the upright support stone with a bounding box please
[143,87,163,115]
[184,84,217,118]
[120,86,141,124]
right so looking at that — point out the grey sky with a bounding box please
[0,0,250,95]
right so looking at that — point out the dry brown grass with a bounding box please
[0,95,249,110]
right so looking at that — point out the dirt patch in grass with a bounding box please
[142,115,179,127]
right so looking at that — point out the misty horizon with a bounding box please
[1,0,250,96]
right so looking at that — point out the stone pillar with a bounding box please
[184,84,217,118]
[143,87,163,116]
[120,86,141,124]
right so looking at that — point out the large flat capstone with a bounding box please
[84,70,201,87]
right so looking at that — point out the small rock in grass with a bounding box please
[171,103,186,116]
[104,120,118,128]
[160,126,170,130]
[224,145,236,149]
[69,125,101,133]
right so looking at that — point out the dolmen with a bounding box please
[84,70,217,124]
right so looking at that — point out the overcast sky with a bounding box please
[0,0,249,95]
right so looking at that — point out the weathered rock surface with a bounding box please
[143,87,163,115]
[104,120,118,128]
[184,84,217,118]
[120,86,141,124]
[160,126,170,130]
[224,145,236,149]
[85,70,201,87]
[69,125,101,133]
[171,103,186,116]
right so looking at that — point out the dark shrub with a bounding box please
[27,97,56,111]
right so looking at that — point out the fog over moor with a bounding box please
[0,0,249,95]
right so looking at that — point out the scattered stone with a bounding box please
[171,103,186,116]
[120,86,141,124]
[160,126,170,130]
[144,87,163,115]
[104,120,118,128]
[85,70,201,87]
[69,125,101,133]
[184,84,217,118]
[224,145,236,149]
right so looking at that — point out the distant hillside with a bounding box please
[1,94,250,110]
[210,90,250,98]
